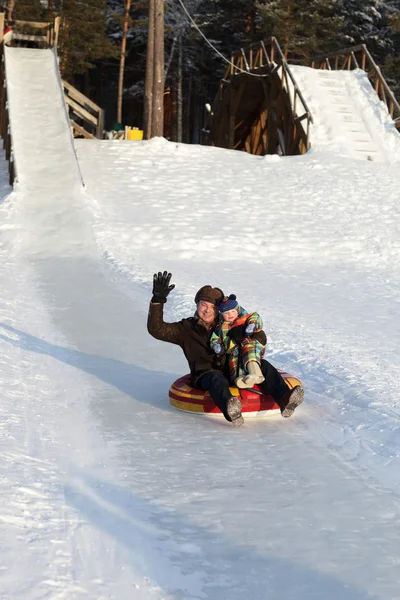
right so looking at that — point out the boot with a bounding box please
[243,361,265,387]
[235,375,250,389]
[280,386,304,418]
[226,397,244,427]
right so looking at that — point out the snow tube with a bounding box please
[169,371,302,418]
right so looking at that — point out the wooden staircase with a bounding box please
[205,38,313,156]
[206,39,400,157]
[308,44,400,131]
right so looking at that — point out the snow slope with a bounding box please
[290,65,400,162]
[4,47,83,190]
[1,51,400,599]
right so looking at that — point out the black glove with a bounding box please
[152,271,175,304]
[227,324,247,345]
[213,352,226,370]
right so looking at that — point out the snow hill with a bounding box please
[0,47,400,599]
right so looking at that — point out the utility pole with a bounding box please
[143,0,155,139]
[117,0,131,125]
[144,0,164,138]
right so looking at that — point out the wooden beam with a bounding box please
[13,20,51,29]
[64,95,98,127]
[62,80,102,113]
[251,119,262,154]
[11,33,47,42]
[0,13,4,44]
[70,120,96,139]
[54,17,61,49]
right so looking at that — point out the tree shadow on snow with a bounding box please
[64,466,379,600]
[0,321,178,415]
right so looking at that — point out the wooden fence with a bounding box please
[309,45,400,130]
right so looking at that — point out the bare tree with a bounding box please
[117,0,131,125]
[143,0,155,139]
[5,0,16,23]
[177,32,182,142]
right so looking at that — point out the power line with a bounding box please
[176,0,267,78]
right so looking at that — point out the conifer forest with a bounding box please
[2,0,399,142]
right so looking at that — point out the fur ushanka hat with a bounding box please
[194,285,224,306]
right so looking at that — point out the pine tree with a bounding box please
[59,0,117,80]
[13,0,42,21]
[335,0,390,55]
[382,4,400,95]
[196,0,259,57]
[0,0,43,22]
[258,0,344,59]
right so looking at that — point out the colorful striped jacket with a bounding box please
[210,308,265,382]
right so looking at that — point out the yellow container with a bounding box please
[125,127,143,141]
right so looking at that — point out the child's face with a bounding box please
[222,308,239,322]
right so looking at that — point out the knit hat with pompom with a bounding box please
[219,294,239,313]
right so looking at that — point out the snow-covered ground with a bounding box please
[1,47,400,599]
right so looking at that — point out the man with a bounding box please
[147,271,304,427]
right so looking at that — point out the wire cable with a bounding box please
[176,0,267,78]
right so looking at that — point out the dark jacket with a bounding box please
[147,302,267,386]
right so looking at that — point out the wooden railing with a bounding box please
[309,44,400,130]
[225,37,314,150]
[62,80,104,139]
[5,18,61,48]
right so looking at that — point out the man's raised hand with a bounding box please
[152,271,175,304]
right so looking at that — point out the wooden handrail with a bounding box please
[62,80,103,115]
[62,80,104,139]
[309,44,400,128]
[13,20,53,29]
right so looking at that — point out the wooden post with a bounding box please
[54,16,61,49]
[361,51,366,71]
[97,108,105,139]
[0,13,4,44]
[228,114,235,149]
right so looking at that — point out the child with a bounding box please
[210,294,265,389]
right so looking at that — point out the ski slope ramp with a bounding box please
[4,46,83,190]
[291,65,400,162]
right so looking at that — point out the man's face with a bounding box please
[197,300,217,323]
